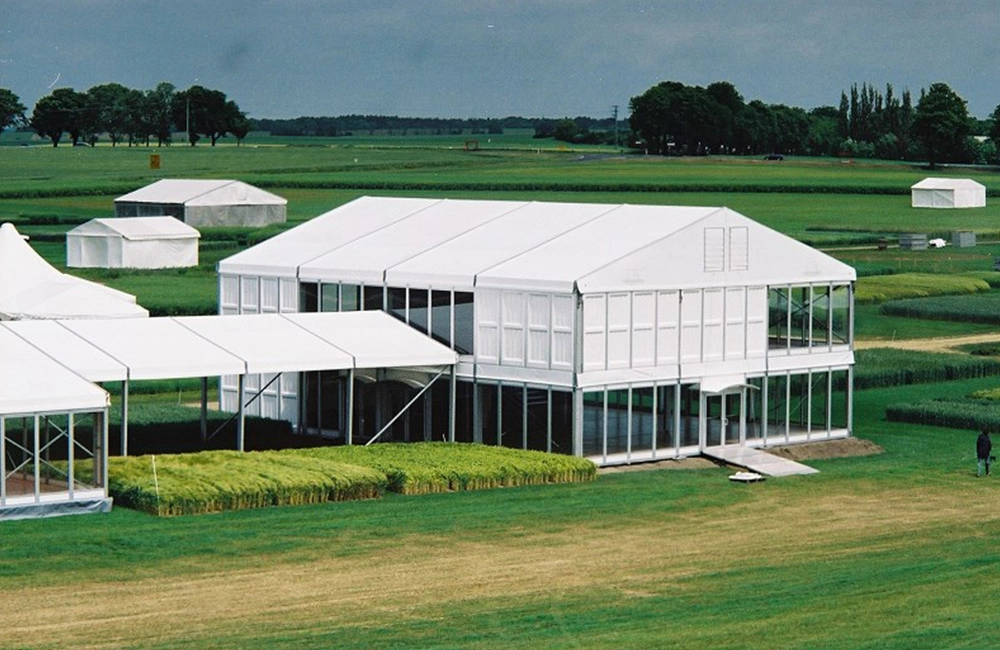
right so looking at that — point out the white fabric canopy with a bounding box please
[67,217,199,269]
[0,223,148,320]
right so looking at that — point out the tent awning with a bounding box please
[699,374,756,394]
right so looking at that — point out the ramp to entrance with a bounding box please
[703,446,818,477]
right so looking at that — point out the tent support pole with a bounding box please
[200,377,208,442]
[121,379,130,457]
[346,368,355,446]
[448,366,456,443]
[237,375,245,452]
[366,368,446,446]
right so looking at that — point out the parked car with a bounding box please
[764,153,783,161]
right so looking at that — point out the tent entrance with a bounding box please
[701,391,743,448]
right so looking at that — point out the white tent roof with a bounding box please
[220,197,855,293]
[0,223,149,320]
[0,312,456,386]
[115,179,286,206]
[0,326,108,415]
[68,217,200,241]
[911,177,985,190]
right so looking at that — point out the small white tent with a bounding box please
[115,179,287,227]
[67,217,200,269]
[0,223,148,320]
[911,178,986,209]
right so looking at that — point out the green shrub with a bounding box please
[885,398,1000,432]
[880,290,1000,325]
[856,273,990,305]
[855,348,1000,389]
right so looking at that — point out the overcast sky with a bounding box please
[3,1,999,120]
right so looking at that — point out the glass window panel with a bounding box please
[500,385,524,449]
[550,390,574,456]
[631,387,655,454]
[478,384,498,446]
[454,292,475,354]
[454,380,475,443]
[364,285,385,312]
[388,287,407,322]
[431,290,452,347]
[789,373,809,434]
[768,287,788,350]
[830,370,850,429]
[811,286,831,346]
[299,282,318,313]
[409,288,429,334]
[431,380,449,442]
[789,286,810,348]
[766,374,788,443]
[582,391,604,457]
[810,371,830,437]
[341,284,361,312]
[526,388,549,451]
[745,377,765,443]
[320,283,339,312]
[831,284,851,345]
[679,384,700,447]
[656,385,677,452]
[606,389,629,455]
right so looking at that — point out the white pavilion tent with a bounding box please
[114,179,286,227]
[911,178,986,208]
[67,217,200,269]
[0,223,148,320]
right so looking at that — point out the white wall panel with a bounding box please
[747,286,768,357]
[725,286,746,360]
[656,290,680,365]
[240,277,259,313]
[220,275,239,311]
[607,293,631,369]
[631,291,655,368]
[280,278,299,313]
[500,292,525,365]
[261,278,279,313]
[527,293,550,368]
[476,289,501,363]
[551,294,574,370]
[680,289,702,363]
[703,288,724,362]
[582,293,607,372]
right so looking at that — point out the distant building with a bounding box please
[911,178,986,209]
[67,217,200,269]
[115,179,286,227]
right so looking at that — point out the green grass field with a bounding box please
[4,137,1000,649]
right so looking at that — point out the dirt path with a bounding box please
[855,332,1000,354]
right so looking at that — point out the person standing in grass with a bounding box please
[977,430,992,477]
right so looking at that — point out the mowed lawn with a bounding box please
[1,383,997,650]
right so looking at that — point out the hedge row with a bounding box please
[854,348,1000,390]
[885,399,1000,433]
[108,443,597,516]
[856,273,991,305]
[880,291,1000,325]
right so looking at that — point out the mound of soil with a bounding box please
[768,437,883,461]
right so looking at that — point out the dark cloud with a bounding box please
[2,0,998,119]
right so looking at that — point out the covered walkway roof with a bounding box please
[2,311,457,383]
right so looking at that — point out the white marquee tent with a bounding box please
[911,178,986,208]
[115,179,287,227]
[66,217,200,269]
[0,223,148,320]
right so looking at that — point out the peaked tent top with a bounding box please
[68,217,200,241]
[0,223,148,320]
[911,177,986,190]
[115,179,287,206]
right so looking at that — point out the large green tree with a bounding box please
[172,85,243,146]
[30,88,87,147]
[0,88,26,132]
[85,82,131,146]
[911,82,971,167]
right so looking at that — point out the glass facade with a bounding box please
[769,283,852,352]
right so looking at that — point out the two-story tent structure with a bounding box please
[218,197,855,465]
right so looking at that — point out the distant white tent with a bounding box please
[911,178,986,209]
[67,217,200,269]
[0,223,148,320]
[114,179,287,227]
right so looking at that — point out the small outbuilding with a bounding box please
[67,217,200,269]
[114,179,287,227]
[911,178,986,209]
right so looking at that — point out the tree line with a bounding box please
[627,79,995,166]
[0,83,249,147]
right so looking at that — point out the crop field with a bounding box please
[4,138,1000,648]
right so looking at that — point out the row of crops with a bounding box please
[108,443,598,516]
[854,349,1000,389]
